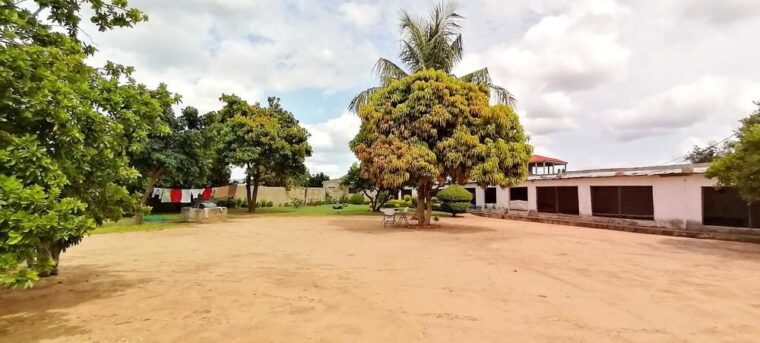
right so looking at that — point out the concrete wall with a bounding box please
[234,186,326,205]
[465,174,716,229]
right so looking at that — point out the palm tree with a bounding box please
[349,1,516,112]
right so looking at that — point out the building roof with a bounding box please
[526,163,710,181]
[529,154,568,165]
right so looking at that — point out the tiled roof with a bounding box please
[529,154,567,165]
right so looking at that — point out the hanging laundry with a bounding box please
[160,188,172,203]
[180,189,192,203]
[201,187,212,200]
[151,187,162,198]
[170,189,182,203]
[189,189,204,202]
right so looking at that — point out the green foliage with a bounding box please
[218,96,312,212]
[290,198,304,209]
[348,194,366,205]
[685,141,732,163]
[353,70,531,225]
[437,185,473,202]
[382,199,413,209]
[306,172,330,187]
[707,102,760,202]
[349,2,515,112]
[339,194,349,204]
[0,0,158,288]
[437,185,472,216]
[341,162,389,211]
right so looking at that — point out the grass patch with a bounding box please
[93,213,184,235]
[229,204,378,216]
[93,205,450,235]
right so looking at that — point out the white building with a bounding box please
[408,156,759,230]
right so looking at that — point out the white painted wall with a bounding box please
[466,174,716,229]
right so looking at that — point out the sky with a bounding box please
[84,0,760,179]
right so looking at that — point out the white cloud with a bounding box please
[608,76,760,140]
[339,3,382,29]
[302,112,361,178]
[79,0,760,174]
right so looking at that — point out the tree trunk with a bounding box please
[246,171,253,212]
[50,241,63,276]
[424,190,433,226]
[135,168,163,225]
[250,181,260,213]
[415,180,433,226]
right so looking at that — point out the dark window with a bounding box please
[401,189,413,198]
[537,186,579,215]
[702,187,760,228]
[510,187,528,201]
[591,186,654,220]
[465,188,477,205]
[485,187,497,204]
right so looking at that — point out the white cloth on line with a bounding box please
[160,189,171,203]
[189,189,204,201]
[180,189,192,203]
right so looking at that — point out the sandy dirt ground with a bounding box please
[2,214,760,342]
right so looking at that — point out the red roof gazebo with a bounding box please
[529,155,567,175]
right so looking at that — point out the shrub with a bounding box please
[437,185,473,216]
[382,198,412,209]
[381,202,397,209]
[339,194,349,204]
[403,195,411,202]
[266,200,274,207]
[349,193,365,205]
[290,197,304,208]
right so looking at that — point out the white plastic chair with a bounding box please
[381,208,396,226]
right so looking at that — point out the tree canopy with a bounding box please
[352,70,532,225]
[0,0,161,288]
[707,102,760,202]
[306,172,330,187]
[349,1,515,112]
[219,95,312,212]
[341,162,390,211]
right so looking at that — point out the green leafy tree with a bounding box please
[129,104,217,224]
[707,102,760,202]
[352,70,532,226]
[684,141,732,163]
[0,1,159,288]
[306,172,331,187]
[219,95,312,212]
[349,1,515,112]
[341,162,390,211]
[437,185,472,216]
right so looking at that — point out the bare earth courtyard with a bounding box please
[2,215,760,342]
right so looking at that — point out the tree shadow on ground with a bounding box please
[0,264,146,342]
[655,237,760,261]
[330,217,496,235]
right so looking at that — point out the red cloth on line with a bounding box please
[170,189,182,203]
[201,187,212,200]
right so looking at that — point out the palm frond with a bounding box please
[348,87,381,113]
[449,34,463,66]
[372,58,408,86]
[458,68,517,107]
[399,10,428,71]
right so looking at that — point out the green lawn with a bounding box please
[229,204,378,216]
[95,205,447,235]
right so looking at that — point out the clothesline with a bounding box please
[151,184,238,204]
